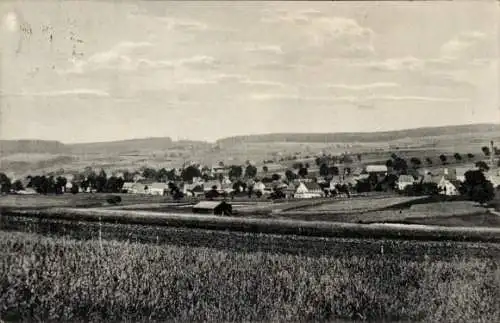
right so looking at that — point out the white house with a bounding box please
[365,165,388,175]
[253,181,266,193]
[295,182,324,199]
[149,182,168,196]
[122,182,135,193]
[437,177,460,196]
[396,175,415,191]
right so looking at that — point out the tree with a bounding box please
[454,153,462,162]
[271,173,281,181]
[122,170,135,182]
[409,157,422,169]
[298,167,308,178]
[285,170,296,182]
[475,161,490,172]
[357,154,362,162]
[70,182,79,194]
[425,157,433,165]
[462,170,494,205]
[439,154,447,165]
[55,176,67,194]
[156,168,168,182]
[385,159,394,168]
[482,146,491,156]
[315,157,322,166]
[244,165,257,178]
[228,165,243,179]
[329,166,340,176]
[142,167,157,180]
[95,170,107,193]
[181,165,202,182]
[319,163,330,177]
[0,173,12,194]
[12,179,24,192]
[262,166,268,173]
[392,157,408,174]
[467,153,475,159]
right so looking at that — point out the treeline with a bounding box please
[216,124,500,145]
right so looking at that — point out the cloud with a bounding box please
[326,82,400,90]
[61,41,153,74]
[440,31,487,59]
[244,44,284,55]
[158,17,208,32]
[358,56,425,72]
[250,93,468,104]
[262,10,375,58]
[240,79,286,87]
[7,89,110,97]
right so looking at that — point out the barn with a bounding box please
[192,201,233,216]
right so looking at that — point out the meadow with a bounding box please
[0,230,499,322]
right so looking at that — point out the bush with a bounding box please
[106,195,122,205]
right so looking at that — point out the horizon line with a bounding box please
[1,122,499,146]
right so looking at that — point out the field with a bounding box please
[0,230,499,322]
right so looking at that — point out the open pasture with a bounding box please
[0,230,498,322]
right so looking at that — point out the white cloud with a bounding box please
[440,31,487,59]
[156,16,208,32]
[61,41,153,74]
[240,79,286,87]
[10,89,110,97]
[326,82,400,90]
[250,93,468,103]
[357,56,425,72]
[244,44,284,55]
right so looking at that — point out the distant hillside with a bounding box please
[68,137,175,155]
[216,124,500,146]
[0,140,68,155]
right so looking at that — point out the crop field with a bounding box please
[0,229,499,322]
[0,194,171,210]
[289,196,425,213]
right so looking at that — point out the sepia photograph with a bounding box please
[0,0,499,321]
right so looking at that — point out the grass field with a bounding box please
[0,230,499,322]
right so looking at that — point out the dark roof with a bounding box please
[193,201,230,209]
[303,182,322,190]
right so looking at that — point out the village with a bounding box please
[3,141,499,209]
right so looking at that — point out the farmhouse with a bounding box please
[253,181,266,193]
[192,201,232,216]
[149,182,168,196]
[365,165,388,175]
[204,180,222,192]
[437,177,461,196]
[295,182,323,199]
[396,175,415,191]
[122,182,135,193]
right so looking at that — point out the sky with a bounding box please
[0,1,498,143]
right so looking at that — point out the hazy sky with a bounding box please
[0,1,498,143]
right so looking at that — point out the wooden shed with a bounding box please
[192,201,232,216]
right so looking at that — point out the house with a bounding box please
[16,188,37,195]
[65,181,73,192]
[295,182,324,199]
[131,182,149,194]
[204,180,222,192]
[253,181,266,193]
[396,175,415,191]
[437,177,460,196]
[192,201,232,216]
[149,182,168,196]
[122,182,135,193]
[365,165,388,175]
